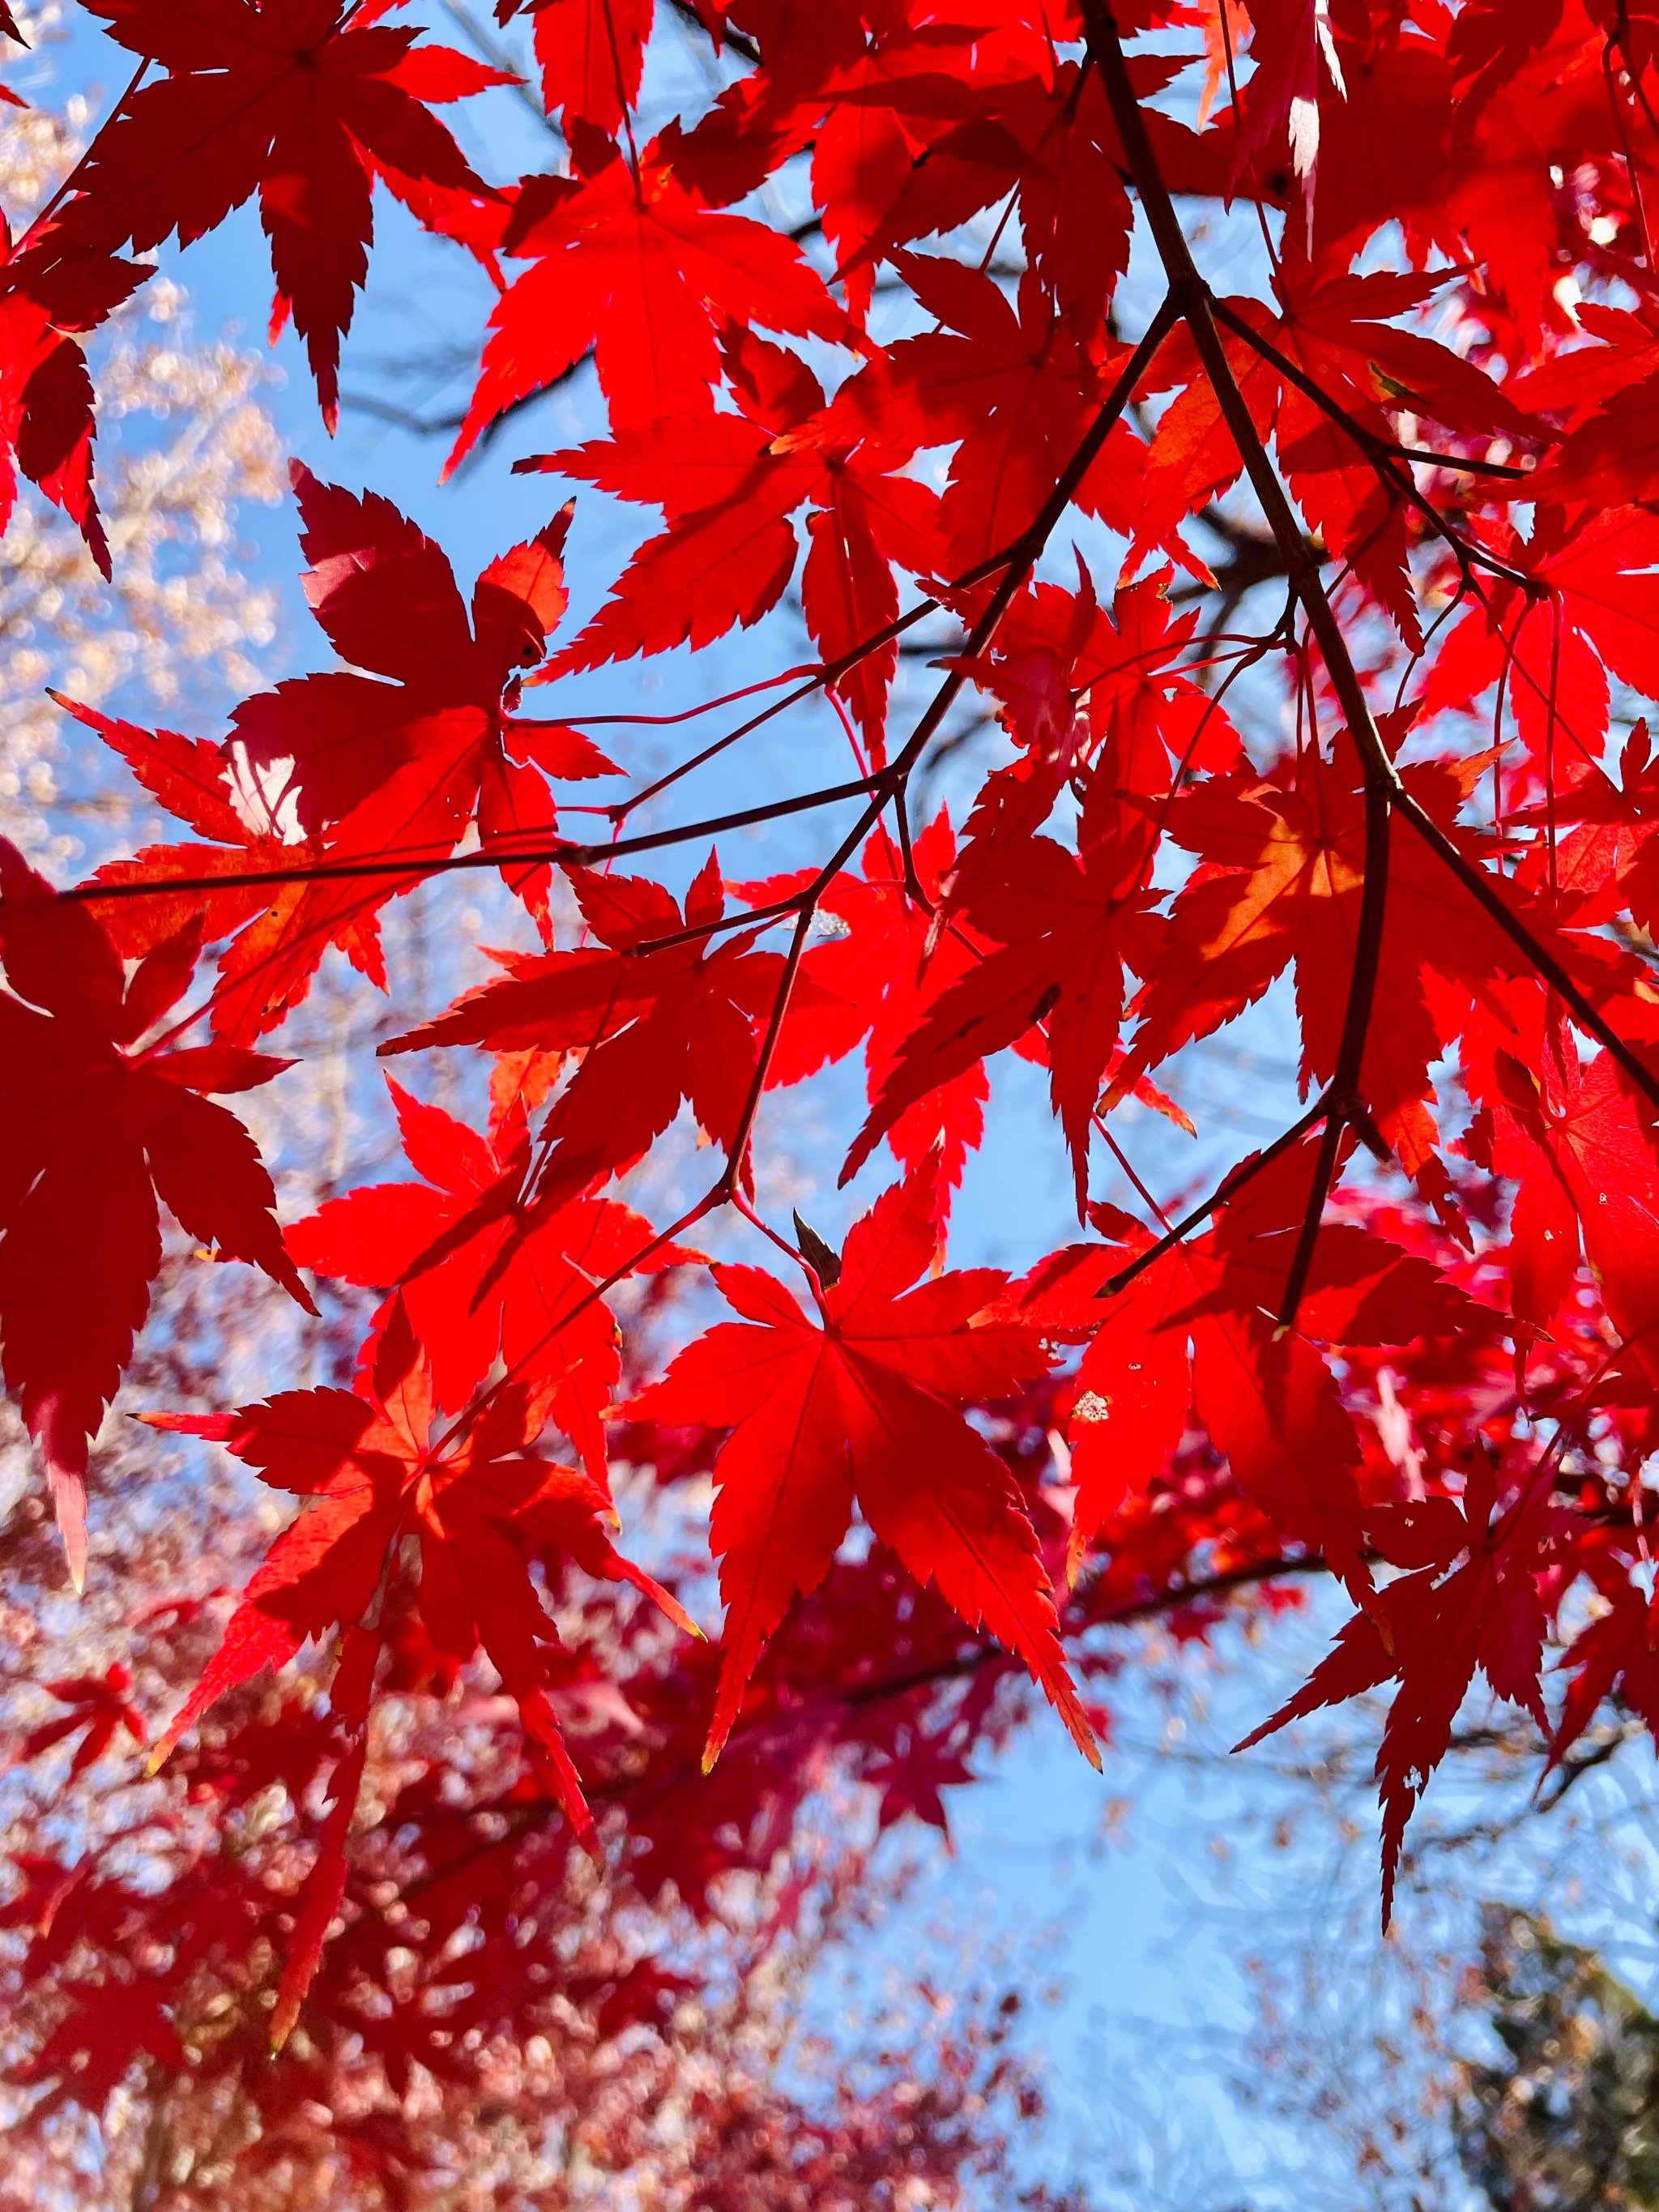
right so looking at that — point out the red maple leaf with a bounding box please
[382,851,803,1204]
[629,1159,1098,1769]
[1238,1458,1558,1923]
[1109,745,1658,1181]
[510,0,654,137]
[144,1300,696,1842]
[1009,1134,1461,1591]
[0,225,147,573]
[0,839,311,1585]
[1226,0,1347,214]
[74,463,614,1042]
[1422,505,1659,773]
[58,0,506,423]
[1268,258,1541,639]
[842,822,1166,1215]
[825,44,1226,330]
[1546,1559,1659,1776]
[449,128,848,468]
[834,252,1151,572]
[10,1973,187,2112]
[523,327,943,758]
[1464,989,1659,1357]
[736,813,992,1194]
[286,1077,696,1471]
[3,1663,146,1781]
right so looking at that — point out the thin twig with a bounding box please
[1093,1091,1332,1303]
[65,774,882,907]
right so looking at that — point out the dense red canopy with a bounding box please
[7,1,1659,2187]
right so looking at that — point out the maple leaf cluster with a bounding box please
[0,1456,1077,2205]
[13,0,1659,2071]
